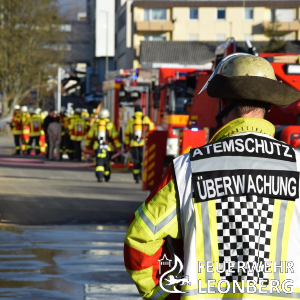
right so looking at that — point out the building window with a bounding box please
[271,8,295,22]
[243,34,253,41]
[188,34,198,41]
[215,34,226,41]
[245,8,254,20]
[59,24,72,32]
[118,10,126,31]
[144,34,166,41]
[189,8,198,20]
[144,9,167,21]
[217,8,226,20]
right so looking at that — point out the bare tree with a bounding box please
[263,19,288,53]
[0,0,65,118]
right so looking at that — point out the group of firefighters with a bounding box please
[10,104,155,183]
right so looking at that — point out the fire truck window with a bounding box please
[169,82,191,115]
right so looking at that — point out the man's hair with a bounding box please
[222,99,271,117]
[49,109,55,113]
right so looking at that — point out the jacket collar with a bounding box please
[210,117,275,143]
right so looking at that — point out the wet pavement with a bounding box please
[0,135,145,299]
[0,224,141,300]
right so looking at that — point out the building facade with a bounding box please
[59,0,91,66]
[87,0,115,90]
[115,0,300,69]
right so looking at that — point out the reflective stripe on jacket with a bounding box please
[125,117,300,299]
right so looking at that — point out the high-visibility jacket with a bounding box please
[124,111,155,148]
[68,115,87,141]
[60,114,69,136]
[22,112,30,137]
[124,117,300,299]
[11,111,23,135]
[86,118,121,152]
[24,114,43,137]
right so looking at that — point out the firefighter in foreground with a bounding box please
[24,107,43,155]
[86,108,121,182]
[124,106,155,183]
[124,54,300,299]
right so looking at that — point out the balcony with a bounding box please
[263,20,300,32]
[136,21,174,32]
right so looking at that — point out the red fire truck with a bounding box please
[143,38,300,192]
[188,38,300,146]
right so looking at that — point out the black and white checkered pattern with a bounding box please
[216,195,274,282]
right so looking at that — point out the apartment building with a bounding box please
[115,0,300,69]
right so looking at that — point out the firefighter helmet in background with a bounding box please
[199,53,300,107]
[99,109,110,119]
[21,106,28,113]
[29,107,35,114]
[35,108,41,115]
[60,106,67,113]
[41,111,48,118]
[14,105,20,110]
[75,108,81,115]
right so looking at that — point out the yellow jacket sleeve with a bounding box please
[124,118,133,146]
[124,165,181,299]
[143,116,155,131]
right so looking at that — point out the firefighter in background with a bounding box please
[81,108,91,133]
[90,108,97,120]
[68,108,86,161]
[59,106,70,160]
[66,108,75,159]
[21,106,30,152]
[86,108,121,182]
[24,107,43,155]
[124,106,155,183]
[9,105,23,155]
[35,108,46,154]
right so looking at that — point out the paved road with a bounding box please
[0,135,147,225]
[0,165,147,225]
[0,134,146,299]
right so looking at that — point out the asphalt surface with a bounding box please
[0,135,147,225]
[0,134,146,299]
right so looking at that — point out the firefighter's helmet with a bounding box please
[99,109,110,119]
[60,106,67,113]
[199,53,300,107]
[14,105,20,110]
[29,107,35,114]
[75,108,81,115]
[21,106,28,113]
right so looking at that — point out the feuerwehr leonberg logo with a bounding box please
[158,254,191,293]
